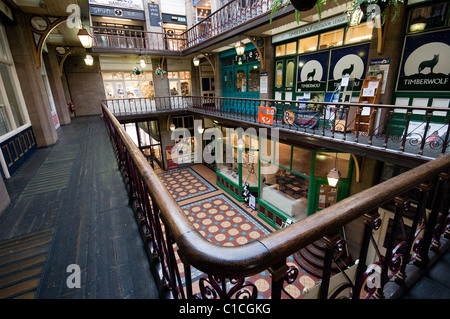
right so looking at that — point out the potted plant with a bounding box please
[131,67,144,75]
[155,65,167,78]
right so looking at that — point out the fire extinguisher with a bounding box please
[68,102,75,115]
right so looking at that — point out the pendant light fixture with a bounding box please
[235,40,246,56]
[193,56,200,67]
[327,153,341,187]
[84,54,94,66]
[139,56,147,69]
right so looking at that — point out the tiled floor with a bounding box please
[158,164,319,299]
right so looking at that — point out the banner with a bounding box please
[283,110,321,129]
[258,106,276,125]
[397,30,450,91]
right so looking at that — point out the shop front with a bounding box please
[272,14,373,103]
[213,123,353,229]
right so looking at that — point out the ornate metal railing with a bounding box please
[103,96,449,160]
[184,0,275,49]
[91,26,187,53]
[101,100,450,299]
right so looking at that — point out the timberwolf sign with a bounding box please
[397,30,450,91]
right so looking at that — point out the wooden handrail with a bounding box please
[101,100,450,279]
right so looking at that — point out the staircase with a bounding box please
[293,239,351,278]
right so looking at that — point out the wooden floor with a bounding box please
[0,116,158,299]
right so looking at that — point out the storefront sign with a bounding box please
[272,14,348,44]
[327,43,370,92]
[89,0,144,10]
[89,5,146,20]
[162,13,187,25]
[297,51,329,92]
[397,30,450,92]
[258,106,276,125]
[148,3,161,27]
[283,110,321,129]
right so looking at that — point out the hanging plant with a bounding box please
[155,65,167,76]
[131,67,144,75]
[346,0,404,26]
[270,0,336,24]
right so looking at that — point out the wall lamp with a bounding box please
[77,27,93,48]
[84,54,94,66]
[193,56,200,67]
[235,40,246,56]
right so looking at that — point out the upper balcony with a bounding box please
[90,0,346,55]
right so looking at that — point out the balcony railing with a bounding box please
[101,100,450,299]
[91,0,276,52]
[92,26,187,53]
[103,96,450,160]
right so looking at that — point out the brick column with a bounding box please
[5,11,58,148]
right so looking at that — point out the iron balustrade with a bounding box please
[101,100,450,299]
[91,26,187,53]
[103,96,450,160]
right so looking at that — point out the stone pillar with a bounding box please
[367,3,407,105]
[153,57,170,97]
[5,11,58,148]
[44,46,71,125]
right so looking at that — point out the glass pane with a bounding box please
[0,89,12,135]
[0,64,25,128]
[292,147,312,176]
[170,81,179,95]
[319,28,344,49]
[285,61,295,88]
[125,81,140,98]
[275,61,283,87]
[243,149,258,186]
[408,2,448,33]
[277,142,291,169]
[102,72,113,80]
[298,35,318,54]
[112,72,123,79]
[314,152,350,178]
[345,22,373,44]
[140,81,154,97]
[104,82,115,99]
[180,81,190,96]
[236,69,246,92]
[286,41,297,55]
[275,44,285,57]
[248,66,260,92]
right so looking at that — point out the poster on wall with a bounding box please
[297,51,329,92]
[397,30,450,91]
[327,43,370,92]
[283,109,321,129]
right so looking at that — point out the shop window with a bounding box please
[168,71,191,96]
[285,61,295,88]
[407,2,448,33]
[260,162,309,217]
[345,22,373,44]
[102,71,154,99]
[319,28,344,49]
[291,147,312,176]
[314,152,350,178]
[248,66,260,92]
[236,69,246,92]
[298,35,319,54]
[275,41,297,56]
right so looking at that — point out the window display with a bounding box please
[102,71,154,99]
